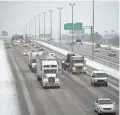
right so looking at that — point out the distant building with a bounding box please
[2,31,8,36]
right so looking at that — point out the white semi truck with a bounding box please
[36,54,60,88]
[29,51,37,72]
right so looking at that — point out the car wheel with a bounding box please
[91,81,93,85]
[93,82,95,86]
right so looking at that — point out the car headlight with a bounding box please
[72,67,76,70]
[55,78,60,83]
[104,79,107,82]
[43,78,48,83]
[112,106,116,110]
[83,67,86,70]
[99,106,103,110]
[94,79,97,82]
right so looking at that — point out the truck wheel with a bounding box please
[105,82,108,87]
[37,76,40,81]
[72,72,74,74]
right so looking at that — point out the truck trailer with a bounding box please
[28,52,37,72]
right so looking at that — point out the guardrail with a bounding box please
[39,40,119,70]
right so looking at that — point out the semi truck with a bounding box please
[29,52,37,72]
[36,53,60,88]
[62,53,86,74]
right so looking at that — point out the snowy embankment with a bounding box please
[0,41,21,115]
[35,40,119,79]
[83,42,120,51]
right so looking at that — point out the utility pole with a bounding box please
[38,14,41,39]
[92,0,94,60]
[49,10,53,42]
[58,7,62,44]
[34,16,36,39]
[42,12,46,41]
[69,3,75,51]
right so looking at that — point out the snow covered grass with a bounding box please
[0,41,21,115]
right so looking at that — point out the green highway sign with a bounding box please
[74,23,82,30]
[64,23,73,30]
[64,22,82,30]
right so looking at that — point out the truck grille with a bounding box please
[76,66,82,69]
[48,77,55,83]
[103,108,111,110]
[97,80,105,82]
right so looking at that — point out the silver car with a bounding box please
[94,98,116,115]
[108,50,116,57]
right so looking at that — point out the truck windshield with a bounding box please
[44,69,57,74]
[32,59,36,63]
[73,60,83,63]
[95,73,106,78]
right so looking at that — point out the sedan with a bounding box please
[108,50,116,57]
[94,98,116,115]
[23,50,29,56]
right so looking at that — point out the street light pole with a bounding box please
[26,24,28,34]
[38,14,41,39]
[31,19,33,37]
[28,21,30,35]
[92,0,94,60]
[69,3,75,51]
[42,12,46,41]
[58,7,62,44]
[34,16,36,39]
[49,10,53,42]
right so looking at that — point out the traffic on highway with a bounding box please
[0,1,119,115]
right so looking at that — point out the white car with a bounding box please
[108,50,116,57]
[30,49,36,52]
[23,44,29,47]
[105,46,111,50]
[49,52,55,56]
[93,48,100,52]
[94,98,116,115]
[23,50,29,56]
[91,71,108,86]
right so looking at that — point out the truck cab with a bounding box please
[70,55,86,74]
[62,53,86,74]
[37,54,60,88]
[61,53,75,70]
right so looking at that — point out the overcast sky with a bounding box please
[0,1,119,38]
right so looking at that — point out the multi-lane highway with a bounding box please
[42,40,119,70]
[5,41,119,115]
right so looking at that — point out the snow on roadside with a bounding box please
[0,40,21,115]
[35,40,120,79]
[83,42,120,51]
